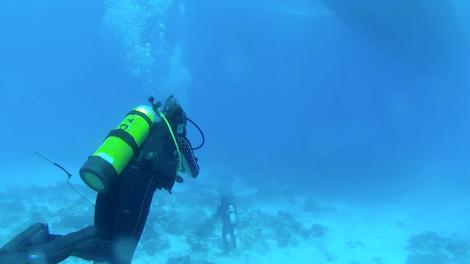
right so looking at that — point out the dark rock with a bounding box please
[186,235,208,252]
[304,198,337,215]
[276,211,302,233]
[165,255,214,264]
[406,253,448,264]
[193,217,215,239]
[406,232,470,264]
[166,223,185,236]
[276,229,293,248]
[154,237,170,251]
[165,254,192,264]
[311,223,327,238]
[142,239,158,256]
[304,198,322,212]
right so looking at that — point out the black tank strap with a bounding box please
[107,129,140,155]
[127,110,154,130]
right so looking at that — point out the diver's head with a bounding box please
[162,95,187,135]
[220,195,234,207]
[158,95,201,179]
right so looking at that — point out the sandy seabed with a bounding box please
[0,175,469,264]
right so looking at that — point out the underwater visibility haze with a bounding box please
[0,0,470,263]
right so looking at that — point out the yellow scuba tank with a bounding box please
[79,105,158,193]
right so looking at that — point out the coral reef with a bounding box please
[304,197,337,215]
[2,182,468,264]
[406,232,470,264]
[164,254,214,264]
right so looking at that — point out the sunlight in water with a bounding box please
[104,0,177,93]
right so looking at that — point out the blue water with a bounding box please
[1,1,470,263]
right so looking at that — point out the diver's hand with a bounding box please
[175,175,184,183]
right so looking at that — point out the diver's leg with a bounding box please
[111,169,157,263]
[72,238,117,263]
[90,169,156,264]
[84,181,128,263]
[26,225,97,263]
[1,223,51,251]
[222,223,229,250]
[0,226,96,264]
[230,225,237,249]
[113,169,156,238]
[95,188,118,240]
[0,250,34,264]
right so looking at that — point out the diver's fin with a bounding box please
[28,226,97,263]
[0,225,97,264]
[0,250,33,264]
[1,223,50,251]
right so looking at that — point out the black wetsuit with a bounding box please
[74,122,179,263]
[0,122,179,264]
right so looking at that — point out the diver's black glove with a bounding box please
[175,175,184,183]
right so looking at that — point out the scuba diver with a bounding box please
[213,195,237,251]
[0,96,203,264]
